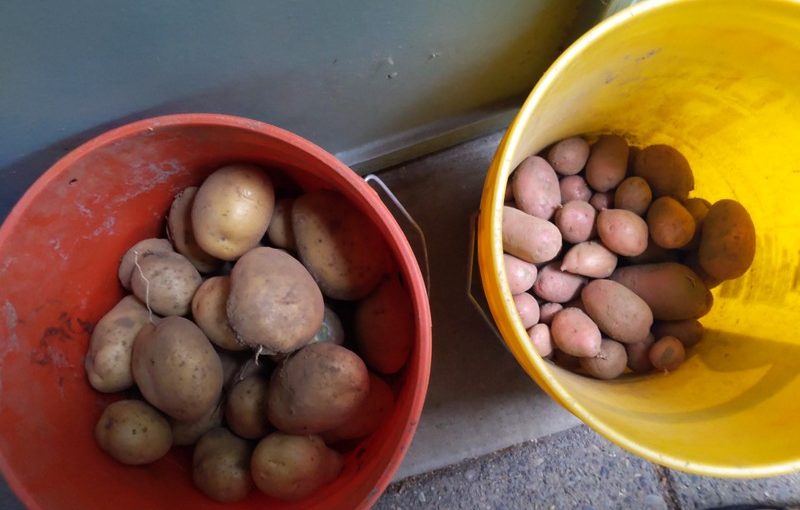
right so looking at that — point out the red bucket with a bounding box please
[0,114,432,510]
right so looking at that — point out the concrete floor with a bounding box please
[376,425,800,510]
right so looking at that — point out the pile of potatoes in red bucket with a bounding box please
[503,135,756,379]
[85,164,413,503]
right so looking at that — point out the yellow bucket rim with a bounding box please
[477,0,800,478]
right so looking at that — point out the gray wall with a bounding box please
[0,0,621,220]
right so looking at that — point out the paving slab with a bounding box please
[376,425,669,510]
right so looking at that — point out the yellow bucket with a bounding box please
[479,0,800,477]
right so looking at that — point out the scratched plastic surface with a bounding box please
[0,114,431,510]
[479,0,800,478]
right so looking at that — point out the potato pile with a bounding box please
[85,164,414,502]
[504,136,756,379]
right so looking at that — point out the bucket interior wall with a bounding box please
[0,116,430,509]
[481,0,800,476]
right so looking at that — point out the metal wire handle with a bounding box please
[466,211,502,341]
[364,174,431,295]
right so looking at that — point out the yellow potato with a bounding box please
[267,198,297,251]
[167,186,221,273]
[227,247,324,354]
[322,373,395,443]
[95,400,172,465]
[85,295,150,393]
[586,135,629,192]
[267,343,369,434]
[698,199,756,280]
[118,238,173,290]
[293,190,389,300]
[170,399,224,446]
[225,375,271,440]
[251,433,342,502]
[355,275,414,374]
[129,251,202,317]
[511,155,562,220]
[191,276,245,351]
[193,427,254,503]
[192,164,275,261]
[132,316,223,421]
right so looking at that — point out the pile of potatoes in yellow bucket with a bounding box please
[84,164,413,503]
[503,135,755,379]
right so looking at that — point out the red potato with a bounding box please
[553,349,581,370]
[550,307,602,357]
[559,175,593,203]
[681,197,711,251]
[626,238,680,265]
[649,336,686,372]
[513,293,540,329]
[699,199,756,280]
[526,323,553,357]
[614,176,652,216]
[547,137,590,176]
[502,206,563,264]
[683,251,722,289]
[586,135,629,192]
[511,156,562,220]
[647,197,696,249]
[579,339,627,379]
[611,263,713,320]
[561,242,618,278]
[625,334,655,373]
[355,275,414,375]
[652,319,704,348]
[539,302,563,325]
[596,209,649,257]
[634,144,694,200]
[504,254,538,294]
[554,200,596,244]
[589,192,614,211]
[581,279,653,344]
[533,262,587,303]
[564,296,586,313]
